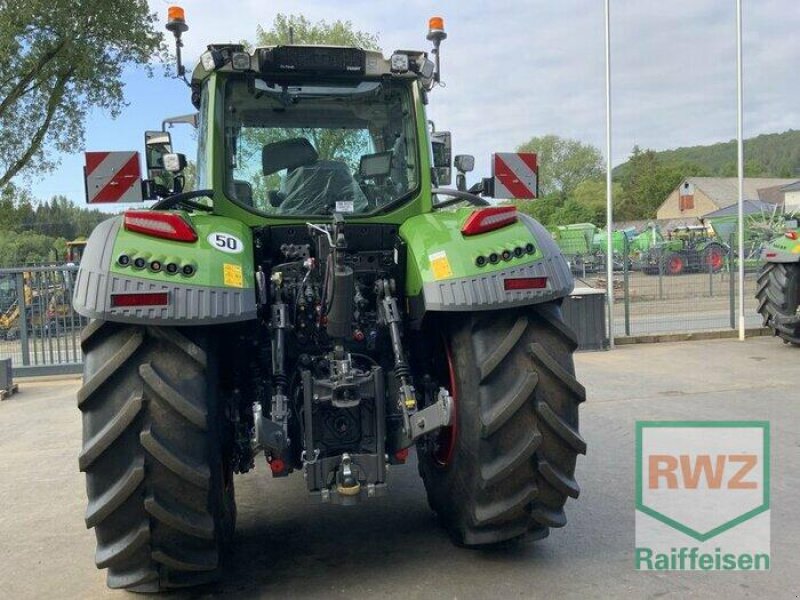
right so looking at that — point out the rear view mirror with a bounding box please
[144,130,173,176]
[431,131,452,186]
[454,154,475,173]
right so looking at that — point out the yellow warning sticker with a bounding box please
[429,251,453,280]
[223,263,244,288]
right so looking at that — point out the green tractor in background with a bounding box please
[640,225,727,276]
[74,9,585,592]
[549,223,648,276]
[548,223,596,273]
[756,227,800,344]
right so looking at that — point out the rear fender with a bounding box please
[761,232,800,263]
[73,212,257,324]
[400,209,573,322]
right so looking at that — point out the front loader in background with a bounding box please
[74,8,586,592]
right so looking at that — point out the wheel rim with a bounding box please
[668,256,683,274]
[433,336,458,468]
[708,250,723,270]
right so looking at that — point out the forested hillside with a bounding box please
[614,130,800,180]
[0,184,109,266]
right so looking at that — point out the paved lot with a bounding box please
[0,337,798,599]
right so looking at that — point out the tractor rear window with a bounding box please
[223,78,419,216]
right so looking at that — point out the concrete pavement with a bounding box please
[0,337,797,599]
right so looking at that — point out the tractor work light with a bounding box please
[110,292,170,308]
[201,49,223,71]
[461,206,518,236]
[124,210,198,243]
[503,277,548,291]
[390,53,410,73]
[162,153,186,173]
[231,51,251,70]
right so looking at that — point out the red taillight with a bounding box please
[124,210,197,242]
[785,231,798,240]
[461,206,517,236]
[394,448,409,463]
[503,277,548,291]
[765,252,777,258]
[110,292,170,308]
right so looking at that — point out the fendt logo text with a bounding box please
[635,421,770,571]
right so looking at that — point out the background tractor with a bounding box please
[73,9,586,592]
[640,225,727,276]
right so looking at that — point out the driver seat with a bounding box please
[279,160,368,214]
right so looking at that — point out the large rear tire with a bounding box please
[702,244,725,273]
[418,303,586,546]
[78,321,235,592]
[756,262,800,345]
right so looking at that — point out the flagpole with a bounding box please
[605,0,614,348]
[736,0,745,340]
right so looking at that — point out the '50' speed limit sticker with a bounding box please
[207,232,243,254]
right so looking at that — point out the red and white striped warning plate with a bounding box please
[84,151,144,203]
[492,152,538,199]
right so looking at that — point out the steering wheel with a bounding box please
[151,189,215,212]
[431,188,490,209]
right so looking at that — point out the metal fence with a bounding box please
[563,233,764,338]
[0,265,87,376]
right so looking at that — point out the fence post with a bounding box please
[15,272,31,366]
[623,237,631,336]
[728,233,736,330]
[658,253,664,300]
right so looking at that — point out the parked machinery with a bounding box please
[73,9,586,591]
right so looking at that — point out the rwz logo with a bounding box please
[635,421,770,571]
[648,453,758,490]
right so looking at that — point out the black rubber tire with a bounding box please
[417,303,586,546]
[756,262,800,345]
[78,321,235,592]
[662,252,685,276]
[702,244,726,273]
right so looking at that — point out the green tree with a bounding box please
[512,193,561,226]
[617,146,706,220]
[0,230,58,266]
[182,161,197,192]
[0,0,163,186]
[516,135,604,197]
[513,179,622,227]
[557,179,623,226]
[254,14,380,49]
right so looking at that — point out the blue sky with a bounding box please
[23,0,800,206]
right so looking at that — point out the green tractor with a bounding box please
[641,225,727,276]
[74,10,585,592]
[756,227,800,344]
